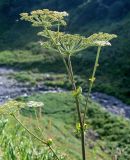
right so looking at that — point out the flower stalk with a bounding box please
[67,55,86,160]
[83,46,102,123]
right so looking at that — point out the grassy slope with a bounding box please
[9,92,130,159]
[1,92,113,160]
[28,93,130,159]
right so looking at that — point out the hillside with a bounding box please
[1,92,130,159]
[0,0,130,104]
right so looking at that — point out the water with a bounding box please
[0,68,63,104]
[0,67,130,118]
[91,92,130,118]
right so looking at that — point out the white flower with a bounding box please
[39,41,43,45]
[94,41,111,47]
[53,11,59,14]
[53,11,69,17]
[27,101,44,108]
[61,11,69,17]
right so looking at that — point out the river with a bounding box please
[0,67,130,118]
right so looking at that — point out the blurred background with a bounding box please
[0,0,130,104]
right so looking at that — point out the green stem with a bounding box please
[33,108,45,138]
[68,55,86,160]
[45,27,86,160]
[68,56,76,89]
[49,146,60,160]
[83,46,102,123]
[12,114,60,160]
[45,28,72,82]
[12,114,47,145]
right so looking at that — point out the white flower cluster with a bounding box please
[27,101,44,108]
[94,41,112,47]
[53,11,69,17]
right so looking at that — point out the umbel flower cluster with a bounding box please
[27,101,44,108]
[20,9,117,56]
[0,100,44,115]
[20,9,69,28]
[0,100,25,115]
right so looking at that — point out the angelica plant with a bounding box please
[18,9,118,160]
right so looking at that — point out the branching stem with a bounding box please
[67,55,86,160]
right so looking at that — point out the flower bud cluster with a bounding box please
[20,9,69,28]
[39,30,117,56]
[20,10,117,56]
[27,101,44,108]
[0,100,25,115]
[87,32,117,47]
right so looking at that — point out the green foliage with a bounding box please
[0,92,112,160]
[0,3,129,159]
[1,91,130,159]
[21,92,130,159]
[86,104,130,159]
[0,117,66,160]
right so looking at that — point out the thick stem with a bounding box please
[68,56,86,160]
[45,28,86,160]
[83,46,102,123]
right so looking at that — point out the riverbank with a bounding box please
[0,67,130,118]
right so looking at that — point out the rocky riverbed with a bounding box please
[91,92,130,118]
[0,68,63,104]
[0,67,130,118]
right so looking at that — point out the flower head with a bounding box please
[39,31,92,55]
[94,41,111,47]
[0,100,25,115]
[27,101,44,108]
[87,32,117,47]
[20,9,69,28]
[39,31,117,56]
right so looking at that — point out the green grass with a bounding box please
[1,92,114,160]
[17,92,130,159]
[9,71,70,88]
[1,92,130,159]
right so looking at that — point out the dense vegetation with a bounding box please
[0,0,130,104]
[0,93,110,160]
[1,92,130,159]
